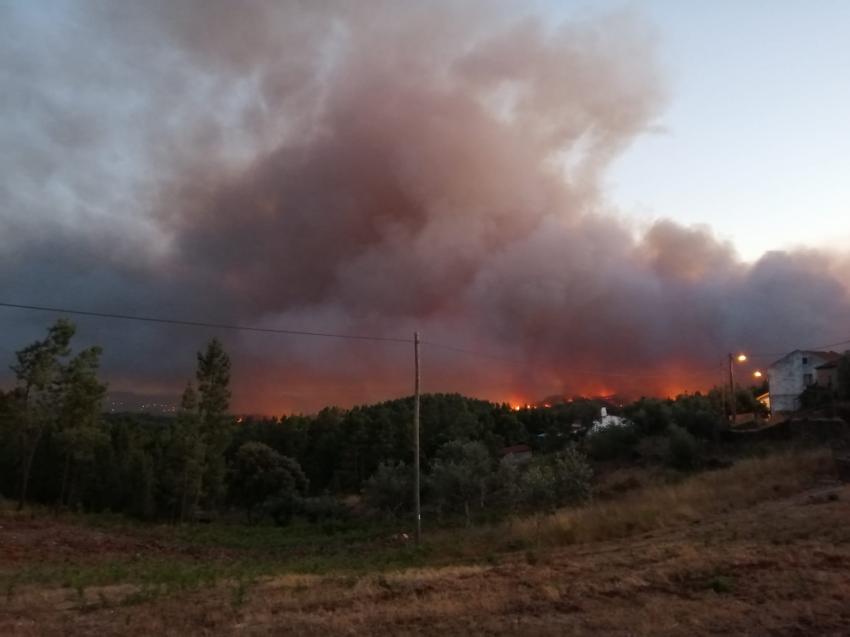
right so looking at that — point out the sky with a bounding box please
[603,0,850,260]
[2,1,850,413]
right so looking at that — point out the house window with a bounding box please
[803,373,813,386]
[802,356,808,365]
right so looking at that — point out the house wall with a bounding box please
[816,366,838,388]
[768,351,832,412]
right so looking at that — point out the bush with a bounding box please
[627,398,672,436]
[518,447,593,514]
[666,425,700,471]
[363,461,412,517]
[551,446,593,505]
[585,424,639,462]
[228,442,308,524]
[671,394,723,439]
[296,495,351,524]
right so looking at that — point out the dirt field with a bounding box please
[3,469,850,635]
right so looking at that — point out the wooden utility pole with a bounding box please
[413,331,421,546]
[728,353,736,427]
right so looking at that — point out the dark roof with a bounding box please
[808,351,843,362]
[816,360,839,370]
[768,350,841,369]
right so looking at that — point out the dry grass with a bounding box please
[507,447,833,548]
[4,446,849,635]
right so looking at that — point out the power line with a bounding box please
[3,299,843,380]
[0,301,413,344]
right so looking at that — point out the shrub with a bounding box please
[296,495,350,524]
[518,447,593,514]
[585,424,639,462]
[228,442,308,524]
[363,461,411,517]
[666,425,700,471]
[551,446,593,505]
[627,398,672,436]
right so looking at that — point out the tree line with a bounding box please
[2,319,809,527]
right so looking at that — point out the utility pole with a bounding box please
[728,352,736,427]
[413,331,421,546]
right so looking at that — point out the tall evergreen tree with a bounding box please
[195,338,232,509]
[170,382,204,521]
[55,345,107,507]
[10,319,75,510]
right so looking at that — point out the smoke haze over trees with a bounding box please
[2,1,850,412]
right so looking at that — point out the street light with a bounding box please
[728,352,748,426]
[753,370,763,378]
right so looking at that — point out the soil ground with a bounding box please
[2,480,849,636]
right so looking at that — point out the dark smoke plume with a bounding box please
[2,1,849,412]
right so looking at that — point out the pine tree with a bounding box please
[10,319,75,510]
[55,346,107,508]
[195,338,232,510]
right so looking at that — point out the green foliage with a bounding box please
[229,442,308,525]
[363,461,412,517]
[518,447,593,514]
[585,423,638,461]
[195,339,232,510]
[550,446,594,504]
[9,320,77,509]
[626,398,673,436]
[666,425,700,471]
[429,440,493,525]
[296,495,350,525]
[55,346,108,508]
[671,393,722,439]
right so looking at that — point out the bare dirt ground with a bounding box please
[3,482,850,636]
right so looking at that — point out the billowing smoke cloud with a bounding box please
[2,1,849,413]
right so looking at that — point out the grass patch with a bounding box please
[506,447,832,549]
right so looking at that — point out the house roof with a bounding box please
[767,350,841,369]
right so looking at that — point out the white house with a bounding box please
[588,407,632,435]
[767,350,841,412]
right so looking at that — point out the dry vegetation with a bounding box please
[3,447,850,636]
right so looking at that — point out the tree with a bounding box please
[550,446,593,505]
[585,423,638,461]
[428,440,492,526]
[172,383,204,522]
[627,398,672,435]
[229,442,308,524]
[10,319,75,510]
[195,338,232,510]
[55,345,107,508]
[363,461,412,517]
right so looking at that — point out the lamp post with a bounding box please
[728,353,747,426]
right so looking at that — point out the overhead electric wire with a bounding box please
[2,299,844,380]
[0,301,413,344]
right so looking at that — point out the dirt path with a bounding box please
[3,486,850,636]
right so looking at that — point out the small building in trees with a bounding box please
[767,350,841,412]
